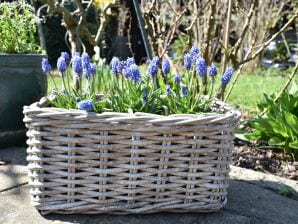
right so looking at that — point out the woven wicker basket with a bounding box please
[23,100,240,214]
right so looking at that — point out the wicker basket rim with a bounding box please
[23,99,241,124]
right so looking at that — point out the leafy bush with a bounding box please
[245,83,298,159]
[0,2,41,54]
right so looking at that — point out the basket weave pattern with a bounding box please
[23,101,240,214]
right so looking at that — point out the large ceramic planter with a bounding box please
[0,54,47,148]
[23,100,240,214]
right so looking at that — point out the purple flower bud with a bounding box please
[111,57,120,75]
[174,74,181,84]
[148,59,159,77]
[77,100,94,112]
[196,58,207,77]
[221,67,234,85]
[180,83,188,97]
[189,45,199,62]
[126,57,135,67]
[82,53,91,64]
[82,53,91,79]
[61,52,70,62]
[72,51,80,57]
[152,56,160,66]
[57,56,67,74]
[128,64,141,83]
[41,58,51,73]
[184,53,192,70]
[72,55,82,77]
[208,64,217,76]
[162,58,170,75]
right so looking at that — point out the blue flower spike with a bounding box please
[41,58,51,74]
[221,67,234,85]
[77,100,94,112]
[162,58,170,75]
[196,58,207,77]
[208,64,217,77]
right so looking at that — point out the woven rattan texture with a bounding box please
[23,101,240,214]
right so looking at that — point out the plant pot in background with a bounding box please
[0,54,47,148]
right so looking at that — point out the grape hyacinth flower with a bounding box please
[41,58,51,74]
[111,57,121,75]
[128,64,141,83]
[116,61,124,74]
[72,55,82,78]
[72,51,80,57]
[183,53,191,70]
[221,67,234,85]
[77,100,94,112]
[148,59,159,77]
[42,58,58,90]
[61,52,70,62]
[208,64,217,76]
[189,45,199,62]
[162,58,170,75]
[82,53,92,79]
[122,64,130,79]
[152,56,160,66]
[196,58,207,77]
[174,74,181,84]
[126,57,135,67]
[180,83,188,97]
[57,56,67,74]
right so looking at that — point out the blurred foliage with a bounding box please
[0,1,41,54]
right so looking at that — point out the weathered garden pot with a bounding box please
[0,54,47,148]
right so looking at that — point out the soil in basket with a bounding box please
[232,141,297,181]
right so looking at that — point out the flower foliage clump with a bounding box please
[43,46,234,115]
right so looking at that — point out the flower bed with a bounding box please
[23,100,240,214]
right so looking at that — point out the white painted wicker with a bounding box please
[23,100,240,214]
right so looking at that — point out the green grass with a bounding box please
[226,75,288,110]
[48,66,297,113]
[226,67,297,112]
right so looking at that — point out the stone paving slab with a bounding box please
[0,165,28,192]
[230,165,298,199]
[1,179,297,224]
[0,147,298,224]
[0,184,250,224]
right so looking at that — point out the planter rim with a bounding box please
[0,53,47,56]
[0,53,47,67]
[24,99,241,125]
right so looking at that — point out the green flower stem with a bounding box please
[210,77,215,98]
[202,76,208,95]
[61,73,67,92]
[73,77,81,93]
[48,72,58,91]
[192,70,199,94]
[65,71,71,93]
